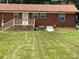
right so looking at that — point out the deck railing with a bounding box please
[29,18,35,29]
[15,19,22,25]
[2,18,35,31]
[2,20,13,31]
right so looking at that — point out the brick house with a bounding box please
[0,4,78,31]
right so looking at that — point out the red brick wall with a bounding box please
[0,12,13,27]
[15,13,22,24]
[29,13,76,27]
[65,14,76,27]
[0,13,76,28]
[4,13,13,22]
[0,13,22,25]
[0,12,13,23]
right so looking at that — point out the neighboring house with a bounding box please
[0,4,78,31]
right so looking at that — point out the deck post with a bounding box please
[13,18,15,31]
[1,13,4,32]
[33,18,35,30]
[13,13,16,31]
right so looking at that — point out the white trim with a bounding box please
[0,10,76,13]
[76,16,78,20]
[32,13,39,19]
[13,19,15,27]
[3,25,13,31]
[40,13,46,19]
[22,13,29,25]
[32,13,46,19]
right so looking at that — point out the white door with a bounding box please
[22,13,28,25]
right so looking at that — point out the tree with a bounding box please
[0,0,49,4]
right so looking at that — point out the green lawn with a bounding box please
[0,28,79,59]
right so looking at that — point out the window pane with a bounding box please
[32,13,46,19]
[40,13,46,19]
[32,13,39,19]
[59,13,65,22]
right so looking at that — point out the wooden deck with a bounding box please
[0,18,35,31]
[3,25,34,31]
[13,25,34,31]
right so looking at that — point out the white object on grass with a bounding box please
[76,24,79,28]
[46,26,54,32]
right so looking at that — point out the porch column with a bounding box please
[1,13,4,32]
[13,18,15,28]
[13,13,16,30]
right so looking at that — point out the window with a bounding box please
[40,13,46,19]
[32,13,46,19]
[59,13,65,22]
[32,13,39,19]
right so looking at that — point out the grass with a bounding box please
[0,28,79,59]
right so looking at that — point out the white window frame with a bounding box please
[32,13,46,19]
[40,13,46,19]
[59,13,65,22]
[32,13,39,19]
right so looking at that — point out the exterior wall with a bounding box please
[0,12,13,27]
[65,14,76,27]
[0,12,13,22]
[29,13,76,27]
[0,13,22,25]
[15,13,22,24]
[0,12,76,29]
[29,13,33,24]
[4,13,13,22]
